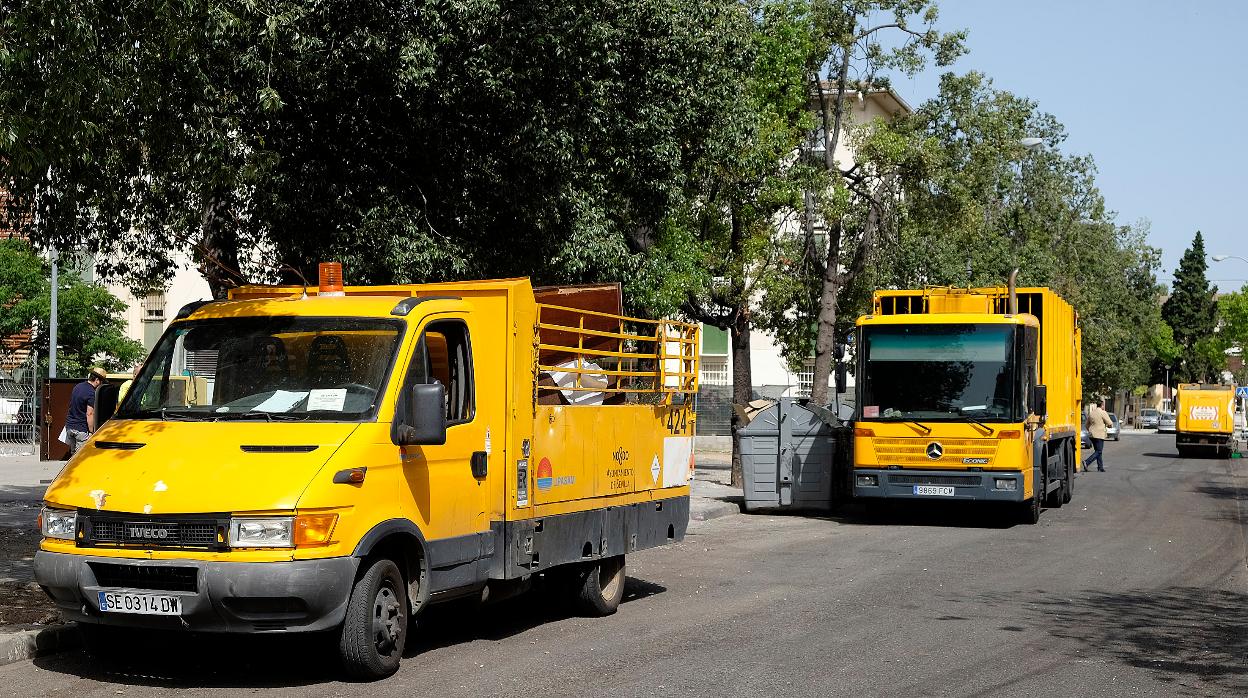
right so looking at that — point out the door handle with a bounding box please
[471,451,488,479]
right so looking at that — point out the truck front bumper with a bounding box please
[853,468,1026,502]
[34,551,358,633]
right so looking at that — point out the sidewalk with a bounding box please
[0,454,77,667]
[691,450,743,523]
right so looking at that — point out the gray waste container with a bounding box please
[739,398,843,512]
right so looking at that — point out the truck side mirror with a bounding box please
[1029,384,1047,417]
[834,363,848,395]
[95,384,120,427]
[393,383,447,446]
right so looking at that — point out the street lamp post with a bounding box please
[49,248,58,379]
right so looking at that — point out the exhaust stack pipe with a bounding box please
[1007,268,1019,315]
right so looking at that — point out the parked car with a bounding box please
[1158,411,1177,433]
[1081,414,1091,449]
[1107,413,1120,441]
[1139,407,1160,429]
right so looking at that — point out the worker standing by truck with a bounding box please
[1083,399,1112,472]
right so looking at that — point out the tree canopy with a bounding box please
[1,0,752,307]
[0,240,142,375]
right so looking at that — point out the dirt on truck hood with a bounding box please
[43,420,357,514]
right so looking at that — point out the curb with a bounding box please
[689,499,740,523]
[0,624,79,667]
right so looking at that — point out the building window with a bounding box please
[141,293,166,323]
[700,357,730,387]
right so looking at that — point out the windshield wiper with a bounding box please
[904,421,932,435]
[158,407,207,421]
[964,418,994,435]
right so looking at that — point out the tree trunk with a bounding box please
[808,49,853,406]
[195,195,243,300]
[809,219,843,405]
[729,306,752,488]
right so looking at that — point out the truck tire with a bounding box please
[1017,470,1042,525]
[339,557,408,680]
[1045,446,1065,509]
[572,555,626,616]
[1062,444,1074,504]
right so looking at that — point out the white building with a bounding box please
[109,252,212,358]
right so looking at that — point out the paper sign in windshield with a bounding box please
[254,390,308,412]
[307,389,347,412]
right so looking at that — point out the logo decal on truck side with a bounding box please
[536,458,553,490]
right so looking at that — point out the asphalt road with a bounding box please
[2,433,1245,696]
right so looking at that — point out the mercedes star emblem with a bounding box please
[926,442,943,460]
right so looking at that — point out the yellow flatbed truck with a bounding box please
[851,277,1081,524]
[1174,383,1236,458]
[35,270,697,679]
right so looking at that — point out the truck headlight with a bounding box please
[40,507,77,540]
[994,478,1017,491]
[229,517,294,548]
[856,474,879,487]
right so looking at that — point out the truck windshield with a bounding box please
[859,324,1021,422]
[116,316,404,422]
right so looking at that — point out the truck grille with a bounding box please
[82,514,226,550]
[89,562,198,592]
[873,438,997,465]
[890,474,982,486]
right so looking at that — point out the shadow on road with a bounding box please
[827,501,1018,530]
[32,575,667,688]
[1039,587,1248,695]
[1192,484,1247,501]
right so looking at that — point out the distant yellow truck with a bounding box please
[852,276,1081,524]
[35,270,697,679]
[1174,383,1236,458]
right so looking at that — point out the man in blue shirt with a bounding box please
[64,367,107,455]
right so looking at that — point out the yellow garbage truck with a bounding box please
[35,269,698,679]
[851,275,1081,524]
[1174,382,1236,458]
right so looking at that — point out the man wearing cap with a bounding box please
[65,368,107,455]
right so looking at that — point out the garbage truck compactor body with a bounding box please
[851,280,1082,524]
[34,276,699,678]
[1174,383,1236,458]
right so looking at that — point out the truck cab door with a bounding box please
[397,318,490,545]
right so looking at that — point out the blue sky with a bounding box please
[887,0,1248,290]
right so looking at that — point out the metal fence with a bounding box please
[0,353,40,455]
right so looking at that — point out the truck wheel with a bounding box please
[1017,470,1042,525]
[339,557,408,680]
[1062,447,1074,504]
[572,555,626,616]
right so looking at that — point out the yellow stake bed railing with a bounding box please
[534,303,699,403]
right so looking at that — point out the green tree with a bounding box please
[1160,232,1220,382]
[672,0,824,485]
[0,0,752,305]
[0,240,142,374]
[803,0,966,405]
[1213,285,1248,382]
[862,72,1165,394]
